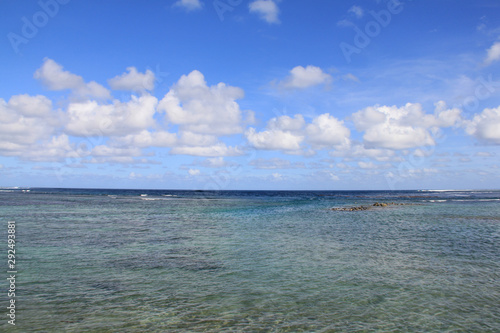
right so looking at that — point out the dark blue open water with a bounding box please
[1,188,499,332]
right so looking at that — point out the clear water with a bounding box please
[1,189,499,332]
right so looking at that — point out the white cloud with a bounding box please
[7,94,53,117]
[34,58,110,100]
[108,67,155,92]
[431,101,462,128]
[363,125,434,150]
[246,127,304,151]
[178,131,218,147]
[246,115,305,151]
[156,70,251,157]
[465,106,500,144]
[280,66,332,89]
[174,0,202,11]
[305,113,350,148]
[188,169,201,176]
[246,113,350,152]
[0,95,59,156]
[22,135,88,162]
[351,103,461,150]
[65,95,158,137]
[113,130,177,148]
[249,0,280,24]
[203,157,228,168]
[60,70,252,159]
[484,41,500,66]
[348,5,363,18]
[158,70,249,136]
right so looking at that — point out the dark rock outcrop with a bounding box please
[331,202,413,211]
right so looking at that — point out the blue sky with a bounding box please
[1,0,500,190]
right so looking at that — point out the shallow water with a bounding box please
[1,189,499,332]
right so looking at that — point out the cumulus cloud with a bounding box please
[431,101,462,127]
[249,0,280,24]
[0,94,92,162]
[85,70,251,158]
[246,113,350,153]
[22,135,87,162]
[305,114,350,148]
[65,95,158,137]
[1,63,323,163]
[465,106,500,144]
[7,94,53,117]
[159,70,249,136]
[112,130,177,148]
[352,102,461,150]
[279,66,332,89]
[108,67,155,92]
[246,127,304,151]
[178,131,218,147]
[174,0,203,11]
[0,95,58,154]
[34,58,110,99]
[484,41,500,66]
[246,115,305,151]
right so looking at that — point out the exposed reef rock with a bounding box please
[331,205,370,211]
[331,202,412,211]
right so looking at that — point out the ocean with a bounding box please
[1,188,499,332]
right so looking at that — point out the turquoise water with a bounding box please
[1,189,499,332]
